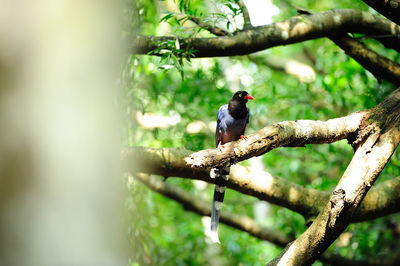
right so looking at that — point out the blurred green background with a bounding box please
[126,0,400,264]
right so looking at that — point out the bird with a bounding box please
[209,90,254,244]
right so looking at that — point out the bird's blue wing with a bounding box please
[215,105,228,147]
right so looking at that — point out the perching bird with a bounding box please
[209,90,254,243]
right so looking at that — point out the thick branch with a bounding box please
[124,146,400,223]
[133,9,400,57]
[362,0,400,25]
[269,93,400,265]
[270,127,400,265]
[185,112,366,168]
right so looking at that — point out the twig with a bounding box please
[238,0,252,29]
[188,15,229,36]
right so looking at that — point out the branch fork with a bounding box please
[184,89,400,265]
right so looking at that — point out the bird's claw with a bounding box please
[240,135,248,141]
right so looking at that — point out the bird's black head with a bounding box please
[228,90,254,119]
[232,91,254,103]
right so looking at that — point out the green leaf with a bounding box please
[160,12,174,23]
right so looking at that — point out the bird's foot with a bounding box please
[217,142,225,152]
[240,135,248,141]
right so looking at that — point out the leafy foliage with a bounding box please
[126,0,400,265]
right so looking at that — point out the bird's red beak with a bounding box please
[244,94,254,100]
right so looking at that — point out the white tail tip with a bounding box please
[210,231,221,244]
[202,216,221,244]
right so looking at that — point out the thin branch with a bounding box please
[247,55,316,83]
[362,0,400,25]
[355,34,400,54]
[187,15,229,36]
[238,0,252,29]
[292,7,400,85]
[330,34,400,85]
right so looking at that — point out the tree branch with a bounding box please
[186,89,400,168]
[362,0,400,25]
[330,33,400,85]
[270,127,400,265]
[292,8,400,85]
[247,55,316,83]
[134,173,377,266]
[268,91,400,265]
[124,146,400,223]
[366,34,400,54]
[188,15,229,36]
[133,9,400,58]
[185,112,366,168]
[126,89,400,225]
[238,0,252,29]
[134,173,290,246]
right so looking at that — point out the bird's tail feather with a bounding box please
[210,166,230,244]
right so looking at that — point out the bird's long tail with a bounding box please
[209,166,230,244]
